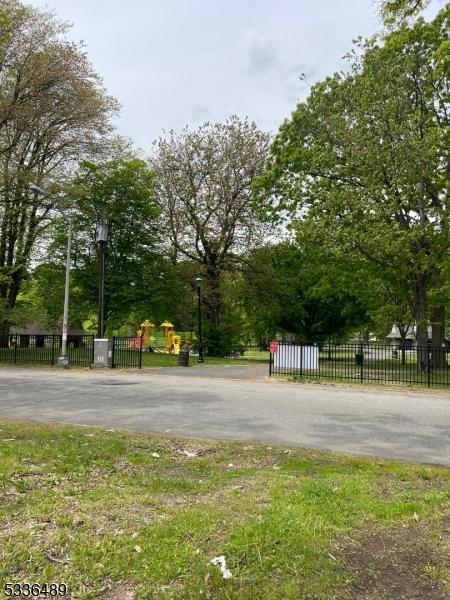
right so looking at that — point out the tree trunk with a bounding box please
[399,329,407,365]
[430,304,447,369]
[414,275,428,372]
[0,320,10,347]
[205,266,221,329]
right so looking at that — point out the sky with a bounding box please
[28,0,442,154]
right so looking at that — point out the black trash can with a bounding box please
[355,352,364,366]
[178,350,190,367]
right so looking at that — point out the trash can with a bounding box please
[178,350,190,367]
[355,352,364,366]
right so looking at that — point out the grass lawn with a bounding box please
[141,350,269,368]
[273,351,450,389]
[0,421,449,600]
[0,348,269,370]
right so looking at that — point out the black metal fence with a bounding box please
[269,342,450,388]
[0,334,94,367]
[111,336,143,369]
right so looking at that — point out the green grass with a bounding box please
[140,350,269,368]
[0,347,269,370]
[274,353,450,388]
[0,421,449,599]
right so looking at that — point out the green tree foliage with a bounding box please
[25,158,179,334]
[152,116,270,353]
[240,242,373,344]
[0,1,117,336]
[255,7,449,368]
[378,0,431,25]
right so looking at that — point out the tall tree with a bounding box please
[152,116,270,347]
[44,158,178,334]
[0,1,117,337]
[240,238,376,344]
[255,7,449,369]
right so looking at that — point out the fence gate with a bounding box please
[111,336,143,369]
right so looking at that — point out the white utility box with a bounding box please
[273,343,319,372]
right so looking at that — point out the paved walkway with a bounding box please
[0,368,449,466]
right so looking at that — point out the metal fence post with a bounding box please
[269,351,272,377]
[360,344,364,382]
[51,335,56,365]
[14,334,18,364]
[300,343,303,378]
[111,336,116,369]
[90,335,95,365]
[139,335,143,369]
[427,347,431,388]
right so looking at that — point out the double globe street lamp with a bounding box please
[95,208,108,339]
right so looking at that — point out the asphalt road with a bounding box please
[0,367,449,466]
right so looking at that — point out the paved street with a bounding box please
[0,367,449,466]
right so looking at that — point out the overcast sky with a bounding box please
[28,0,442,153]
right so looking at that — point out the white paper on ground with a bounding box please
[210,555,232,579]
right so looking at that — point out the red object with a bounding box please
[269,341,279,353]
[134,337,142,349]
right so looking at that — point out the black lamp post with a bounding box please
[96,208,108,338]
[194,276,204,363]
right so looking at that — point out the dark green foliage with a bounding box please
[23,158,181,334]
[254,7,450,354]
[240,243,372,342]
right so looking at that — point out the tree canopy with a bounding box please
[240,242,373,343]
[25,158,180,335]
[255,6,449,365]
[0,1,117,335]
[152,116,270,352]
[378,0,431,24]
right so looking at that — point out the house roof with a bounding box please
[11,324,87,336]
[386,325,433,340]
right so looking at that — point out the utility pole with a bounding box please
[30,184,72,368]
[58,219,72,367]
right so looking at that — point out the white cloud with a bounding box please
[27,0,443,151]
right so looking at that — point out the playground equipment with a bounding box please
[137,319,155,350]
[137,320,193,354]
[160,321,181,355]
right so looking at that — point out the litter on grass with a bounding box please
[210,555,232,579]
[179,450,198,458]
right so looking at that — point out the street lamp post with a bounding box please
[30,184,71,368]
[96,208,108,338]
[58,220,72,367]
[194,276,204,363]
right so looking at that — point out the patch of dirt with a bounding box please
[1,517,57,546]
[160,475,263,509]
[376,474,450,501]
[61,500,165,535]
[340,512,450,599]
[100,582,136,599]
